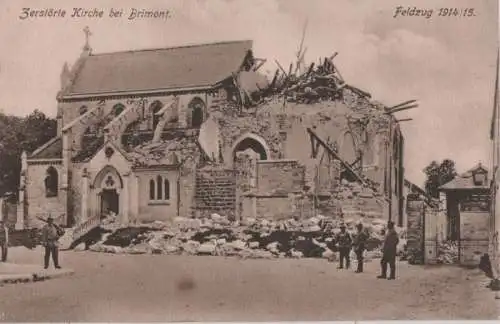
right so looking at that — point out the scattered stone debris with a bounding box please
[436,241,459,264]
[74,213,406,261]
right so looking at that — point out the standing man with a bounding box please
[353,222,368,273]
[378,221,399,280]
[41,216,64,269]
[336,223,352,269]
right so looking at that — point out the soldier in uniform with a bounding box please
[41,217,64,269]
[353,222,368,273]
[336,223,352,269]
[377,221,399,280]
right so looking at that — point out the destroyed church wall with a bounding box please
[240,159,307,220]
[219,113,283,165]
[256,160,305,194]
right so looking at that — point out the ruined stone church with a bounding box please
[17,34,405,230]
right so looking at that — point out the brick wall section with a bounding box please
[256,160,305,194]
[406,193,425,264]
[194,168,238,219]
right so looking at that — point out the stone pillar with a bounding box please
[121,173,130,225]
[130,174,140,223]
[80,169,89,223]
[406,193,425,264]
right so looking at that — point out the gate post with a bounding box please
[406,193,425,264]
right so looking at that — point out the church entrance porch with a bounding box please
[89,165,125,224]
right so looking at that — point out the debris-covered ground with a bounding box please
[436,241,459,264]
[72,213,407,261]
[3,247,497,321]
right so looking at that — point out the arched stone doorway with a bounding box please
[92,166,124,218]
[231,133,271,164]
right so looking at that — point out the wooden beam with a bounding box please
[386,104,418,114]
[389,99,417,110]
[252,59,267,72]
[274,60,287,75]
[307,127,369,187]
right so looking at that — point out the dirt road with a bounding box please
[0,247,497,321]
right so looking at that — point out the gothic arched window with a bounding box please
[45,166,58,197]
[79,105,88,116]
[164,178,170,200]
[187,97,206,129]
[149,179,155,200]
[156,175,163,200]
[112,103,125,116]
[148,175,171,202]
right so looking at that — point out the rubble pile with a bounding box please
[436,241,459,264]
[77,213,406,261]
[255,56,372,107]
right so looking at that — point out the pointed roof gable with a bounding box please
[62,40,253,98]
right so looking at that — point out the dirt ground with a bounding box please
[0,246,497,321]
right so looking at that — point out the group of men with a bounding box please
[335,220,399,280]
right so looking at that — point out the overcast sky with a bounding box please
[0,0,498,186]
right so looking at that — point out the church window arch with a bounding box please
[149,179,155,200]
[164,178,170,200]
[156,175,163,200]
[45,166,58,197]
[187,97,206,129]
[79,105,88,116]
[112,103,125,116]
[149,175,171,202]
[150,101,164,130]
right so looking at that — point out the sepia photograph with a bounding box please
[0,0,498,321]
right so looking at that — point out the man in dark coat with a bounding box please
[336,223,352,269]
[378,221,399,280]
[41,217,63,269]
[353,222,368,273]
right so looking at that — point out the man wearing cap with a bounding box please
[41,217,63,269]
[378,221,399,280]
[353,222,368,273]
[336,223,352,269]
